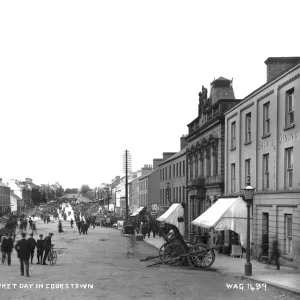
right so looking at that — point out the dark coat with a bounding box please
[15,238,31,260]
[1,238,13,252]
[43,236,52,250]
[36,239,44,250]
[27,237,36,249]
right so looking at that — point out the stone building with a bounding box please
[159,138,188,217]
[0,179,11,215]
[225,57,300,267]
[185,77,240,241]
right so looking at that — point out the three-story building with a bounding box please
[225,57,300,267]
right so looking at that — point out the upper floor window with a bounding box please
[173,164,175,177]
[286,89,294,126]
[245,113,251,143]
[169,165,171,179]
[179,162,182,176]
[285,147,293,188]
[165,167,167,180]
[245,159,251,185]
[176,163,178,177]
[231,163,235,193]
[263,154,269,190]
[183,160,185,176]
[263,102,270,135]
[231,122,236,149]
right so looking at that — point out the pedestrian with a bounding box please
[29,218,33,230]
[42,232,54,265]
[58,220,63,233]
[32,222,38,235]
[1,234,13,265]
[15,232,31,277]
[70,218,74,228]
[271,239,281,270]
[27,233,36,264]
[44,217,46,224]
[77,220,82,235]
[36,234,44,264]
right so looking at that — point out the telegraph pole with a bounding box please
[125,150,128,221]
[123,150,132,221]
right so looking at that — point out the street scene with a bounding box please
[1,1,300,300]
[0,202,299,300]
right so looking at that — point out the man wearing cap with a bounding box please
[36,234,44,264]
[42,232,53,265]
[15,232,31,277]
[27,233,36,264]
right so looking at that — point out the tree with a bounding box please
[80,184,92,194]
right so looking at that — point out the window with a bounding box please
[212,154,218,176]
[285,214,292,255]
[263,154,269,190]
[231,122,236,149]
[263,102,270,135]
[162,189,164,205]
[176,163,178,177]
[195,158,198,178]
[245,113,251,143]
[165,167,167,180]
[179,162,182,176]
[162,169,164,181]
[206,148,211,177]
[183,186,185,201]
[200,156,204,177]
[285,147,293,188]
[245,159,251,185]
[183,160,185,176]
[286,89,294,126]
[173,187,175,203]
[173,164,175,177]
[179,186,181,201]
[169,165,171,179]
[231,163,236,193]
[176,187,178,202]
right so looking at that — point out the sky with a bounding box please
[0,0,299,190]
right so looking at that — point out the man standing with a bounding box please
[27,233,36,264]
[70,218,74,228]
[43,232,54,265]
[36,234,44,264]
[15,232,31,277]
[1,234,13,265]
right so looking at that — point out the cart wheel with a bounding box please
[159,243,168,261]
[163,243,186,265]
[188,244,215,268]
[186,241,195,249]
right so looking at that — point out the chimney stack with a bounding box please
[153,159,163,170]
[180,135,188,150]
[265,57,300,82]
[162,152,176,161]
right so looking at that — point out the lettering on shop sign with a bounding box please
[279,131,299,144]
[258,138,276,151]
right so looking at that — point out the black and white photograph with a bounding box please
[0,1,300,299]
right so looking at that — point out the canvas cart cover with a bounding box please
[156,203,185,236]
[130,206,146,217]
[191,197,251,249]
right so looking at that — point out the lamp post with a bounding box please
[241,184,255,276]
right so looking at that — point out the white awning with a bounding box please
[191,197,251,249]
[130,206,146,217]
[156,203,185,236]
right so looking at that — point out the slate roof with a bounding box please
[158,147,187,166]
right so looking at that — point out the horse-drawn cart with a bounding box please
[140,203,216,268]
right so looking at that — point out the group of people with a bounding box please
[1,231,54,277]
[74,217,90,235]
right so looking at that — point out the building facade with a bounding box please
[159,144,187,217]
[225,57,300,267]
[0,179,11,215]
[185,78,240,241]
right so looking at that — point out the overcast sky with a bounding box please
[0,1,299,189]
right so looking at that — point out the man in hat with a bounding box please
[42,232,54,265]
[36,234,44,264]
[27,233,36,264]
[15,232,31,277]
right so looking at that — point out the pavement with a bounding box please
[143,235,300,295]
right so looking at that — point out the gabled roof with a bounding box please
[159,147,187,166]
[138,168,159,180]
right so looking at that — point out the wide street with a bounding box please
[0,218,298,300]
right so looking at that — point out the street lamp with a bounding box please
[241,184,255,276]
